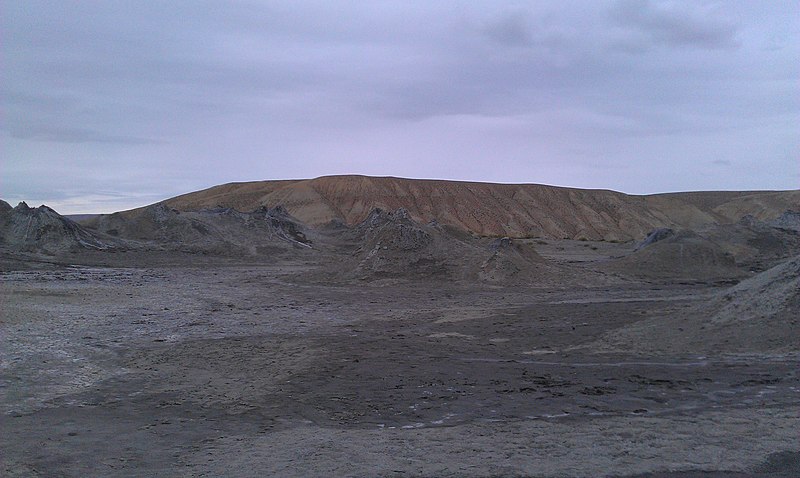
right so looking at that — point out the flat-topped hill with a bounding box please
[160,175,798,241]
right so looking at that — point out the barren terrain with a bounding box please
[1,177,799,477]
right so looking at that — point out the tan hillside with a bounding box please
[161,175,799,241]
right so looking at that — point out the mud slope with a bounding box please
[770,210,800,232]
[597,255,800,355]
[310,208,594,286]
[0,201,115,254]
[161,175,800,240]
[478,236,554,284]
[697,214,800,271]
[83,203,316,256]
[317,208,484,282]
[599,230,744,281]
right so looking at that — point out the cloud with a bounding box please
[1,1,797,212]
[5,124,162,145]
[482,10,532,46]
[610,0,739,50]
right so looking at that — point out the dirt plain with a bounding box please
[1,182,799,477]
[2,245,798,477]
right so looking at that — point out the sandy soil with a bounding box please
[2,252,798,477]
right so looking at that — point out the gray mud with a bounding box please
[2,259,797,477]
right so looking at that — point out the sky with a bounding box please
[2,0,798,214]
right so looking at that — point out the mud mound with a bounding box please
[709,255,800,326]
[250,205,313,247]
[0,202,113,254]
[85,203,190,241]
[314,210,575,285]
[83,203,314,256]
[352,208,433,251]
[332,208,465,280]
[634,228,674,251]
[601,230,743,281]
[697,215,800,272]
[598,256,800,355]
[770,210,800,232]
[479,237,551,283]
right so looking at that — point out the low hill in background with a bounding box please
[159,175,799,241]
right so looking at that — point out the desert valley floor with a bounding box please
[2,249,798,477]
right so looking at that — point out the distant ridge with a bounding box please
[148,175,800,241]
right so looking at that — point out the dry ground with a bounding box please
[1,246,798,477]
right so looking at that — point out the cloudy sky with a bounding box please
[3,1,798,213]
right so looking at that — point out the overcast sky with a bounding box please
[3,1,798,213]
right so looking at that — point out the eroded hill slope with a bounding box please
[162,176,799,241]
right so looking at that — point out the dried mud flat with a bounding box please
[2,249,798,478]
